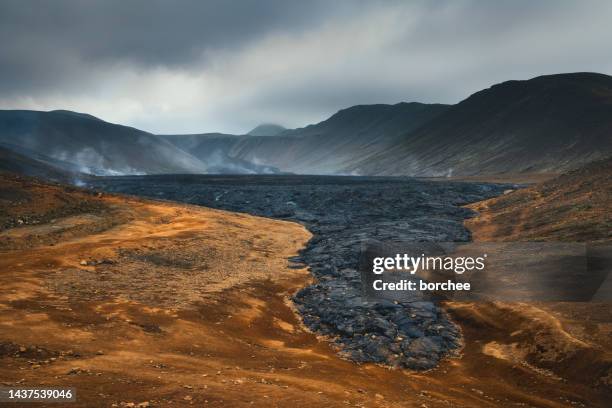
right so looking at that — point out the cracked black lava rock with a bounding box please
[90,174,510,370]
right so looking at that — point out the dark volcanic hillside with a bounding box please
[348,73,612,176]
[161,133,281,174]
[164,102,449,175]
[0,110,207,175]
[247,123,287,136]
[165,73,612,177]
[0,146,80,184]
[4,73,612,178]
[231,102,450,174]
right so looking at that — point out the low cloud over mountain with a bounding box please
[166,73,612,177]
[2,73,612,179]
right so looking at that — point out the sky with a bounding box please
[1,0,612,134]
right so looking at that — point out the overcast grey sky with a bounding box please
[1,0,612,134]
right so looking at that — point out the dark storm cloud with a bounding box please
[0,0,343,93]
[1,0,611,133]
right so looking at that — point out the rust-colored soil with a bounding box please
[457,158,612,407]
[465,157,612,243]
[1,174,610,407]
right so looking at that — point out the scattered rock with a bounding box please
[91,175,508,371]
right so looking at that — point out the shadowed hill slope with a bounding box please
[466,155,612,242]
[4,73,612,178]
[163,102,449,175]
[229,102,449,174]
[166,73,612,177]
[160,133,282,174]
[247,123,287,136]
[348,73,612,176]
[0,145,82,184]
[0,110,208,175]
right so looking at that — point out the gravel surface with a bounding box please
[90,175,509,369]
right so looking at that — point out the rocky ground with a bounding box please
[463,158,612,391]
[90,175,510,370]
[3,173,610,407]
[466,156,612,243]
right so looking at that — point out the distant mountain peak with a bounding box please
[247,123,286,136]
[49,109,103,122]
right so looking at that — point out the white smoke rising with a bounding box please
[52,148,146,176]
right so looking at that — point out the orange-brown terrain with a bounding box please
[457,156,612,406]
[466,157,612,243]
[1,172,611,407]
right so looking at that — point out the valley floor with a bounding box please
[0,174,610,407]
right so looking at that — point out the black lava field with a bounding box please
[90,175,509,370]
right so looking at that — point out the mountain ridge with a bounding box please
[247,123,287,136]
[3,72,612,179]
[0,109,208,175]
[344,72,612,176]
[229,102,450,174]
